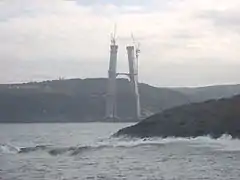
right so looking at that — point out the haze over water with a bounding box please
[1,123,240,180]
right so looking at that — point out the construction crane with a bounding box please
[131,33,140,74]
[111,24,117,45]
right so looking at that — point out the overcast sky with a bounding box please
[0,0,240,87]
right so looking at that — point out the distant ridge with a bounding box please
[0,78,240,123]
[174,84,240,102]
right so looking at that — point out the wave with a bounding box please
[0,144,20,154]
[109,135,240,151]
[1,135,240,156]
[0,144,101,156]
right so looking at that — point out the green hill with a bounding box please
[0,78,189,123]
[174,84,240,102]
[1,78,240,123]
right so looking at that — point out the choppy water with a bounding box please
[1,123,240,180]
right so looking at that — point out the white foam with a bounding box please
[0,144,20,154]
[107,135,240,151]
[1,135,240,155]
[214,135,240,151]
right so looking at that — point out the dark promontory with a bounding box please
[115,95,240,138]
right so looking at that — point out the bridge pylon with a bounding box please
[105,32,141,121]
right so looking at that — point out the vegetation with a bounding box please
[0,78,188,123]
[1,78,240,123]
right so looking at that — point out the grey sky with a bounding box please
[0,0,240,87]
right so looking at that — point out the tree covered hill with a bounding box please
[1,78,240,123]
[0,78,188,122]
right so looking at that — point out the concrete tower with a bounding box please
[105,31,141,121]
[105,32,118,120]
[126,46,141,120]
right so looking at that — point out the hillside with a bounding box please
[1,78,240,123]
[115,95,240,138]
[0,78,189,123]
[174,84,240,102]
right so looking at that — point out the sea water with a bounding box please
[1,123,240,180]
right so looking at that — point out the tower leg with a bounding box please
[126,46,141,120]
[106,45,118,120]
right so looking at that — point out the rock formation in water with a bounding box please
[115,95,240,138]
